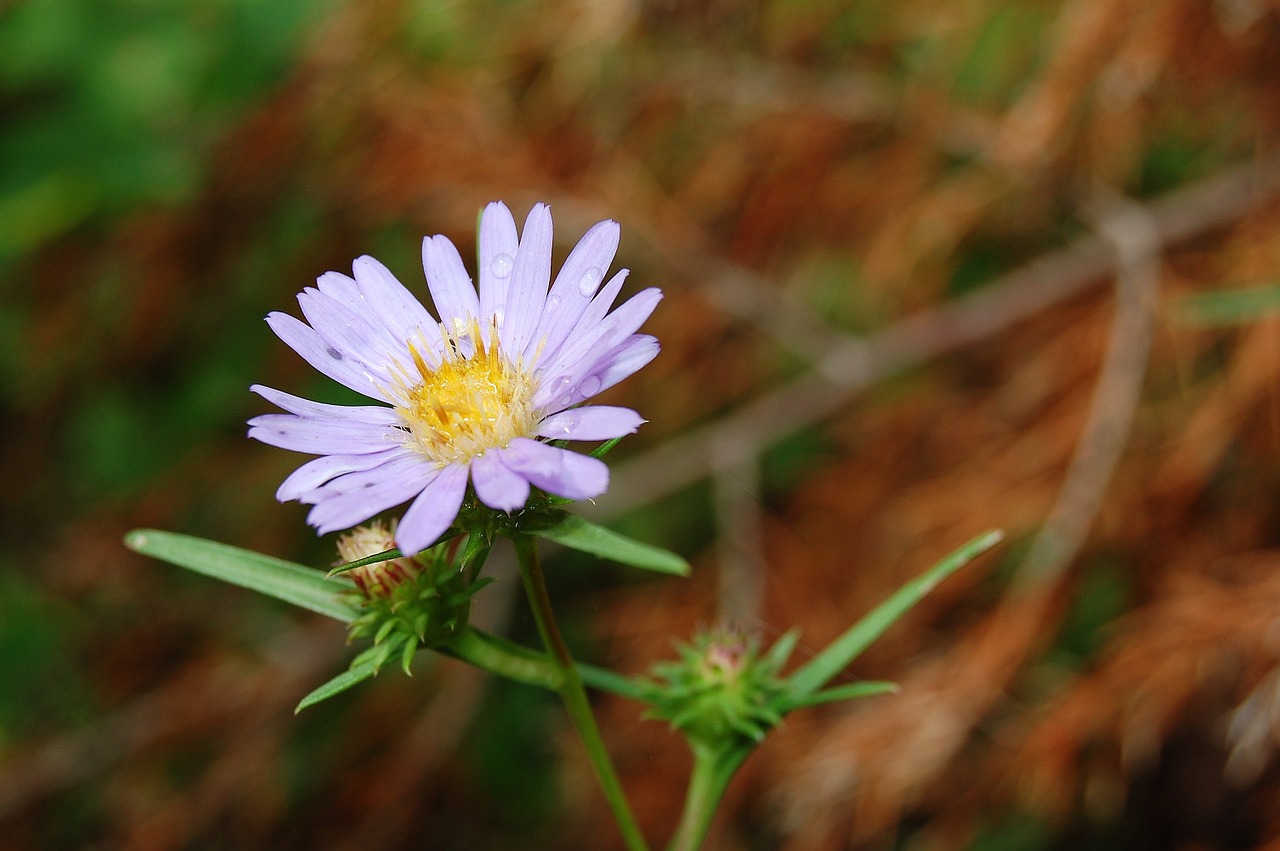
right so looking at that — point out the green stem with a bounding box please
[513,535,650,851]
[446,626,652,702]
[446,626,561,690]
[665,742,749,851]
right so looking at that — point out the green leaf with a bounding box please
[779,680,898,711]
[531,515,690,576]
[1171,284,1280,327]
[787,529,1003,699]
[590,436,625,458]
[124,529,358,622]
[295,660,377,713]
[328,546,403,577]
[763,629,800,672]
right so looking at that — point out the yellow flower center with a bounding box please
[391,321,538,466]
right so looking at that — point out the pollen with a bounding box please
[391,320,539,466]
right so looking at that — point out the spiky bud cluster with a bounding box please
[336,525,489,674]
[642,627,796,746]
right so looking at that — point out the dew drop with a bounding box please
[490,253,514,279]
[560,413,579,434]
[578,266,602,297]
[545,295,561,313]
[578,375,602,397]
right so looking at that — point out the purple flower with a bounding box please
[249,202,660,555]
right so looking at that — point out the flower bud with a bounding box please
[335,520,420,598]
[643,627,791,746]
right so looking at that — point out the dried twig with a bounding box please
[592,154,1280,520]
[776,185,1166,845]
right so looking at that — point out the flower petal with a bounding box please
[533,288,663,409]
[536,405,644,441]
[538,333,657,412]
[276,447,407,502]
[251,384,401,425]
[566,268,627,342]
[585,334,660,397]
[502,203,553,358]
[265,312,387,400]
[498,437,608,501]
[314,271,364,312]
[535,219,620,364]
[422,234,481,329]
[297,288,404,377]
[471,450,530,513]
[352,255,441,348]
[397,463,469,554]
[305,454,440,535]
[478,201,520,331]
[248,414,403,455]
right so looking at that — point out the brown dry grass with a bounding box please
[5,0,1280,848]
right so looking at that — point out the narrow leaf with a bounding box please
[787,529,1003,699]
[1171,284,1280,327]
[779,680,898,712]
[295,661,377,713]
[763,629,800,672]
[125,529,357,623]
[532,515,689,576]
[328,547,403,577]
[590,436,624,458]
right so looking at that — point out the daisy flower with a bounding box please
[249,202,660,555]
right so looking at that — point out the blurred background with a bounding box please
[4,0,1280,848]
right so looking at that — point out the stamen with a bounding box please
[391,319,538,465]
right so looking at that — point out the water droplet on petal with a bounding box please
[491,253,514,279]
[560,413,579,434]
[578,375,602,397]
[578,266,602,297]
[545,295,561,313]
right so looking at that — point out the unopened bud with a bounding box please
[335,520,420,598]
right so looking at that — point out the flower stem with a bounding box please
[512,535,650,851]
[665,742,749,851]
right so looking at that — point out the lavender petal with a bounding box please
[422,234,481,329]
[352,255,440,349]
[265,312,387,400]
[478,201,520,333]
[251,384,401,425]
[276,447,407,502]
[305,455,440,535]
[471,450,531,513]
[247,414,403,455]
[502,203,552,358]
[498,437,608,501]
[535,219,620,365]
[397,462,469,554]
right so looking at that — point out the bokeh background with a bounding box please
[5,0,1280,848]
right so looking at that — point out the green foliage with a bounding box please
[643,629,794,745]
[466,678,562,829]
[1050,557,1131,667]
[294,660,378,714]
[1171,284,1280,327]
[531,513,691,576]
[0,571,90,751]
[343,551,491,676]
[0,0,329,263]
[124,529,358,622]
[788,529,1004,698]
